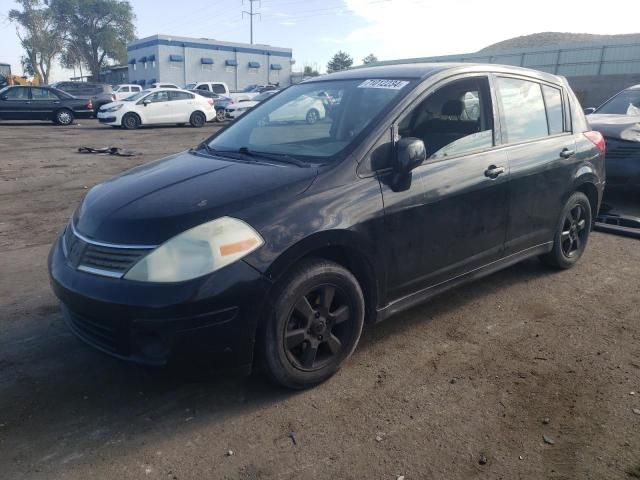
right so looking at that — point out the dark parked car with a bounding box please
[49,63,605,388]
[586,84,640,189]
[189,89,232,122]
[49,81,115,115]
[0,85,94,125]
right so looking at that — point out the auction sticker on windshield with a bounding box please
[358,79,409,90]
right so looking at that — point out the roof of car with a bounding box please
[307,62,565,84]
[627,84,640,90]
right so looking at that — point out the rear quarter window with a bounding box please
[541,85,564,135]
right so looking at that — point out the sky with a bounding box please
[1,0,639,81]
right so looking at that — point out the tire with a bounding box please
[54,108,74,126]
[190,111,206,128]
[216,109,226,122]
[306,108,320,124]
[262,259,365,389]
[122,113,140,130]
[540,192,592,269]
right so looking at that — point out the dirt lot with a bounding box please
[0,119,639,480]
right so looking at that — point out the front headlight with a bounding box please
[124,217,264,283]
[106,104,123,112]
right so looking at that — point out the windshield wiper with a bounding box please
[237,147,309,168]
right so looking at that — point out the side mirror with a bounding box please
[393,137,426,174]
[584,107,596,115]
[143,99,151,106]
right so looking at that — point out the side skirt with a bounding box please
[375,242,553,323]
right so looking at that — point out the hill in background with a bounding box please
[480,32,640,52]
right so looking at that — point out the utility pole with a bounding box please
[242,0,261,45]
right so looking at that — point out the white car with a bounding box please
[97,88,216,129]
[113,84,143,101]
[224,90,279,120]
[268,95,326,124]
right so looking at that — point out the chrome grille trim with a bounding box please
[70,221,158,250]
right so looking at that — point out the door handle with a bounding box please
[484,165,506,179]
[560,148,575,159]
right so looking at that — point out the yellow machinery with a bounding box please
[0,63,41,88]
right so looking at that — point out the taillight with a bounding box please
[207,98,214,106]
[584,131,605,154]
[87,100,93,110]
[112,94,116,101]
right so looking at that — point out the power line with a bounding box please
[242,0,261,44]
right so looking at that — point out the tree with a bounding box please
[51,0,136,80]
[9,0,65,84]
[303,65,319,77]
[362,53,378,65]
[59,42,86,79]
[326,51,353,73]
[21,55,35,77]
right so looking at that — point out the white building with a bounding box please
[127,34,293,89]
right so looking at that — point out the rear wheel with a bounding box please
[540,191,592,269]
[53,108,74,126]
[190,111,206,128]
[216,109,226,122]
[262,259,365,389]
[122,113,140,130]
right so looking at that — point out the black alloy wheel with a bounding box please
[262,259,364,389]
[540,191,592,269]
[284,284,352,371]
[561,204,588,259]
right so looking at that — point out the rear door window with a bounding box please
[211,84,226,94]
[541,85,564,135]
[31,88,59,100]
[496,77,548,143]
[169,91,193,101]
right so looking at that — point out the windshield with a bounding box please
[242,84,258,92]
[207,79,413,161]
[596,89,640,115]
[124,90,151,102]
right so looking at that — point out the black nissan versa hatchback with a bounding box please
[49,63,605,388]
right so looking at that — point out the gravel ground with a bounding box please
[0,119,639,480]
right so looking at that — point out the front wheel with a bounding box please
[216,109,226,122]
[122,113,140,130]
[190,111,206,128]
[540,191,592,269]
[306,108,320,124]
[262,259,365,389]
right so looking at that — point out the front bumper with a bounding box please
[48,236,271,370]
[98,116,117,124]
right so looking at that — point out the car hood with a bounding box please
[230,101,258,110]
[74,151,318,245]
[587,114,640,142]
